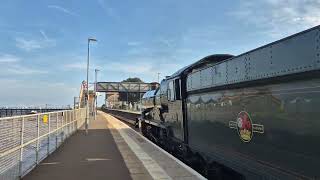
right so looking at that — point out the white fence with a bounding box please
[0,108,86,180]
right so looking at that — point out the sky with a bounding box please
[0,0,320,107]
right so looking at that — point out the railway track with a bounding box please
[101,108,139,128]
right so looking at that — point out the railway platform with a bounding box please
[23,111,205,180]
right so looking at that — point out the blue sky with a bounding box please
[0,0,319,107]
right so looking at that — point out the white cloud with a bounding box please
[104,62,154,74]
[0,79,78,106]
[48,5,79,16]
[6,65,48,75]
[232,0,320,38]
[158,38,174,47]
[63,61,102,71]
[127,47,150,55]
[102,60,182,81]
[15,31,56,51]
[15,38,43,51]
[0,54,20,63]
[64,62,87,70]
[0,55,78,106]
[0,54,48,75]
[127,41,141,46]
[97,0,119,19]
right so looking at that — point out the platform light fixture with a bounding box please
[94,68,100,121]
[85,37,98,135]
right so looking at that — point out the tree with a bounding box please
[119,77,144,104]
[121,77,144,83]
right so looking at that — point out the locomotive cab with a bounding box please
[159,77,185,142]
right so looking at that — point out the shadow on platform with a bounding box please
[23,126,132,180]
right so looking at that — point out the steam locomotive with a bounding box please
[140,25,320,180]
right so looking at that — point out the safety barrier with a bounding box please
[0,108,86,180]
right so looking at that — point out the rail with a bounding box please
[0,108,87,180]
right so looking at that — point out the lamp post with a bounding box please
[157,72,160,83]
[85,38,97,135]
[94,68,100,120]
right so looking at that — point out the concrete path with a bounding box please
[23,111,205,180]
[23,114,132,180]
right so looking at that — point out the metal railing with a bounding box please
[0,108,70,118]
[0,108,86,180]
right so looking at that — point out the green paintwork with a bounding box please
[187,77,320,179]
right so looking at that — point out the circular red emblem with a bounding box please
[236,111,253,143]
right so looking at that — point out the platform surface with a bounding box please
[23,111,205,180]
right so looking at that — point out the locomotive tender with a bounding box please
[140,25,320,179]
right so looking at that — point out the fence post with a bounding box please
[68,111,71,137]
[70,111,72,134]
[76,109,78,129]
[73,109,75,133]
[74,109,76,131]
[47,113,50,155]
[67,111,69,136]
[66,111,69,137]
[56,112,58,149]
[61,112,64,142]
[36,115,40,164]
[19,117,25,178]
[70,111,72,135]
